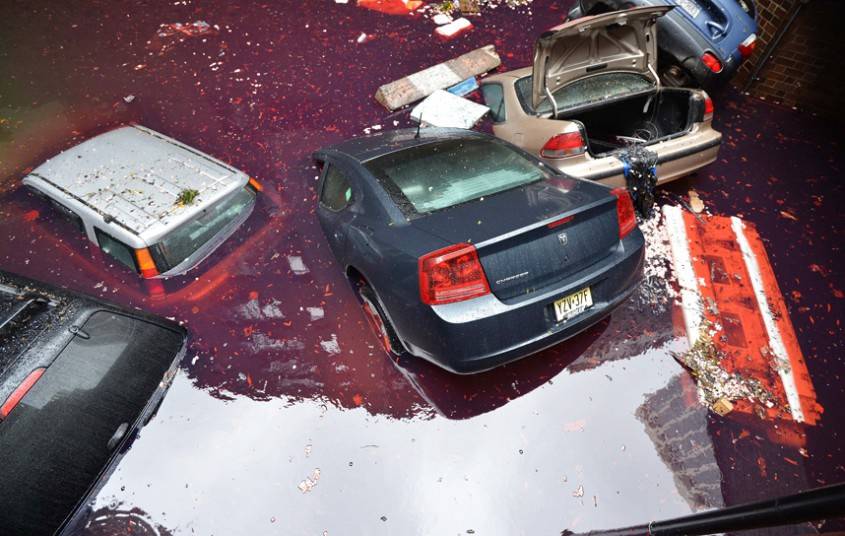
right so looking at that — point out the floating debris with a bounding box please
[374,45,500,110]
[572,485,584,498]
[297,468,321,493]
[434,17,473,41]
[410,90,489,129]
[287,255,309,275]
[688,190,705,213]
[320,334,341,355]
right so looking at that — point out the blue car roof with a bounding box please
[316,127,489,163]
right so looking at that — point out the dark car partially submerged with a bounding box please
[0,271,187,535]
[314,128,644,373]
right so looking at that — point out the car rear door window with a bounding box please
[95,229,137,271]
[320,166,353,212]
[481,83,506,123]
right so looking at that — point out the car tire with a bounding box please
[358,284,403,356]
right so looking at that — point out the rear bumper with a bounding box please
[401,230,645,374]
[547,124,722,188]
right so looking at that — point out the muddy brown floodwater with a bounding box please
[1,1,843,534]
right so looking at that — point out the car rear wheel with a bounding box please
[358,284,403,356]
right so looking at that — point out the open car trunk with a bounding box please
[562,88,695,157]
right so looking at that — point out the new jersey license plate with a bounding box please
[676,0,701,18]
[553,287,593,323]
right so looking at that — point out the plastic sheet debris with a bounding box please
[374,45,500,110]
[434,17,473,40]
[616,144,657,217]
[357,0,423,15]
[320,334,341,355]
[663,205,823,425]
[287,256,309,275]
[307,307,325,321]
[410,90,489,129]
[446,77,478,97]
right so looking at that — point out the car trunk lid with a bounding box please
[531,5,671,110]
[412,177,620,302]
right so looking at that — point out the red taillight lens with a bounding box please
[0,368,45,420]
[738,34,757,60]
[135,248,159,278]
[419,243,491,305]
[701,52,723,73]
[540,131,586,159]
[703,92,714,122]
[611,187,637,239]
[547,215,574,229]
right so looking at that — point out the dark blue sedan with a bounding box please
[569,0,758,89]
[313,129,644,373]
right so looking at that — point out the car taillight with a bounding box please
[738,33,757,60]
[703,92,714,122]
[135,247,160,278]
[540,131,586,159]
[0,368,45,420]
[701,52,723,73]
[611,187,637,239]
[547,214,574,229]
[248,177,264,192]
[419,243,491,305]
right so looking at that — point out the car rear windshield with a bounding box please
[516,73,655,115]
[151,187,255,272]
[0,311,185,536]
[364,138,552,215]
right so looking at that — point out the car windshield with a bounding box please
[364,138,552,215]
[152,187,255,271]
[516,72,655,114]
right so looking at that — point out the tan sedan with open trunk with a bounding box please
[480,6,722,188]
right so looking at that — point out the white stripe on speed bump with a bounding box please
[730,216,805,423]
[663,205,704,345]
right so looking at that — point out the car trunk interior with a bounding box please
[561,89,694,157]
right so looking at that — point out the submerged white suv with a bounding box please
[23,125,261,278]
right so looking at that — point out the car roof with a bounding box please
[316,127,490,163]
[22,125,249,246]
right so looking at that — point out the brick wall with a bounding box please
[732,0,843,120]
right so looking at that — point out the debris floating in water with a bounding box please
[287,256,309,275]
[320,334,341,355]
[297,468,321,493]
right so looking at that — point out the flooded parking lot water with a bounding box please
[1,0,843,534]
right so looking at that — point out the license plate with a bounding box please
[553,287,593,322]
[676,0,701,18]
